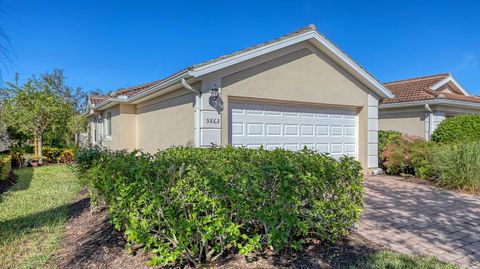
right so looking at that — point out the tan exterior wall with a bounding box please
[220,47,371,169]
[379,111,425,138]
[102,104,137,151]
[136,89,195,153]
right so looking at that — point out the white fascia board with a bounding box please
[190,31,394,99]
[380,99,480,109]
[430,75,470,96]
[92,70,191,110]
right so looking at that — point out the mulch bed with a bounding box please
[54,189,383,268]
[213,233,382,269]
[53,189,147,269]
[0,172,17,195]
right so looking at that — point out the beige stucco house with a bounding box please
[85,25,395,172]
[379,73,480,139]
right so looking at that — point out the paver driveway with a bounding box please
[357,175,480,268]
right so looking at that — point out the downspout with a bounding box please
[182,78,201,147]
[425,104,433,140]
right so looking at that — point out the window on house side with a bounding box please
[93,117,97,142]
[107,112,112,137]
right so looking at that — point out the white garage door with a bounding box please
[230,102,358,159]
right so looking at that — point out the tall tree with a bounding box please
[0,76,72,162]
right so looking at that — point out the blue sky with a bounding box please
[1,0,480,94]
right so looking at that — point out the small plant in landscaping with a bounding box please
[0,154,11,181]
[77,146,364,267]
[59,148,74,163]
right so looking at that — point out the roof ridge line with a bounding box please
[384,73,450,85]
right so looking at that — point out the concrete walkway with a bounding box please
[357,175,480,268]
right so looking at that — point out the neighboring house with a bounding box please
[379,73,480,139]
[85,25,395,173]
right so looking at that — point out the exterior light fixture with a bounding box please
[210,88,219,98]
[209,88,223,111]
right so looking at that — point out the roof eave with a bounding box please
[91,70,192,111]
[380,99,480,109]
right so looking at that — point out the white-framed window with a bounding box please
[105,111,112,138]
[93,116,97,143]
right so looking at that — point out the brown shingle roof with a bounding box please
[382,73,480,104]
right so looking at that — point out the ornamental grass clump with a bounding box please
[432,141,480,192]
[77,146,364,267]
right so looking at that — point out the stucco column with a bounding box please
[367,94,379,169]
[199,77,222,146]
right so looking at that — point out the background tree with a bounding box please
[0,69,84,160]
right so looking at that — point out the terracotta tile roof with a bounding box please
[113,80,163,97]
[89,95,107,105]
[382,73,480,104]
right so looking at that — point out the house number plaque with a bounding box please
[201,111,221,128]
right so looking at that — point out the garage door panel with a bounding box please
[230,102,358,160]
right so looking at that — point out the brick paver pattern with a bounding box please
[357,175,480,268]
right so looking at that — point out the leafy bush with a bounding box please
[43,146,63,162]
[59,149,74,163]
[78,146,364,267]
[378,130,402,167]
[9,148,25,168]
[74,146,103,170]
[432,141,480,192]
[0,154,12,181]
[378,130,402,156]
[382,135,435,179]
[431,114,480,143]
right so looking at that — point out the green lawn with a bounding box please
[0,165,80,269]
[352,250,458,269]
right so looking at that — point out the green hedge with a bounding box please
[0,154,12,181]
[431,115,480,143]
[77,146,364,267]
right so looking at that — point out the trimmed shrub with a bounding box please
[432,141,480,192]
[382,135,435,179]
[78,146,364,267]
[431,114,480,143]
[0,154,12,181]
